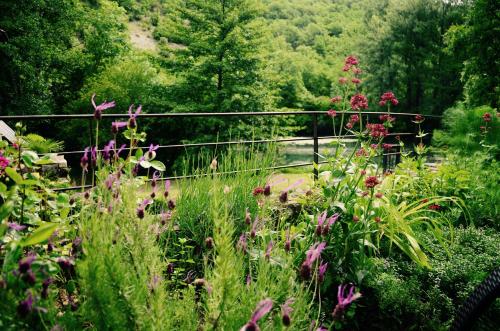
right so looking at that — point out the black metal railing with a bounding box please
[0,111,441,191]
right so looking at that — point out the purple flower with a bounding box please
[240,299,273,331]
[0,155,10,169]
[164,179,171,198]
[128,105,142,129]
[300,242,327,280]
[281,298,294,327]
[151,171,160,198]
[116,144,127,158]
[137,199,152,219]
[91,94,115,120]
[145,144,159,160]
[17,292,34,317]
[265,241,273,260]
[104,174,117,190]
[279,179,304,203]
[318,261,328,283]
[237,233,248,254]
[41,278,53,299]
[111,121,127,134]
[90,146,97,167]
[102,140,115,162]
[8,222,26,231]
[18,254,36,273]
[316,211,339,236]
[245,208,251,225]
[332,284,362,321]
[80,147,90,172]
[193,278,212,295]
[167,199,175,210]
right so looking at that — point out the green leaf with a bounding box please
[150,160,166,172]
[20,223,58,247]
[5,167,23,184]
[140,160,152,169]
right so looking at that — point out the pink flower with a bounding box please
[253,187,264,196]
[332,284,362,321]
[331,96,342,103]
[379,114,396,123]
[0,155,10,169]
[318,262,328,283]
[327,109,337,118]
[350,94,369,110]
[351,78,361,84]
[240,299,273,331]
[281,298,294,327]
[91,94,115,120]
[353,67,362,75]
[128,105,142,129]
[482,113,492,122]
[349,114,360,123]
[366,123,388,138]
[300,242,327,280]
[364,176,380,189]
[414,114,424,123]
[345,56,359,66]
[379,91,398,106]
[339,77,348,84]
[111,121,127,134]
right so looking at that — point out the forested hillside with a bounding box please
[0,0,497,143]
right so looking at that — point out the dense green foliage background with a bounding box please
[0,0,498,147]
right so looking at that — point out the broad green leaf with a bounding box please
[150,160,166,172]
[5,167,23,184]
[140,160,152,169]
[21,223,58,247]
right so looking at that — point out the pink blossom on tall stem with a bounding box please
[315,211,339,236]
[366,123,388,138]
[240,299,273,331]
[0,153,10,170]
[364,176,380,189]
[80,147,90,172]
[350,94,368,111]
[482,113,491,122]
[281,298,295,327]
[237,233,248,254]
[414,114,424,124]
[327,109,337,118]
[318,261,328,283]
[351,78,361,84]
[91,94,115,120]
[330,96,342,103]
[279,179,304,203]
[136,198,151,219]
[265,241,273,260]
[345,55,359,66]
[151,171,160,198]
[111,121,127,134]
[164,179,171,198]
[300,242,327,280]
[339,77,348,84]
[332,284,362,321]
[379,91,398,106]
[128,105,142,129]
[102,140,115,162]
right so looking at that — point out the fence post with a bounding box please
[313,114,319,181]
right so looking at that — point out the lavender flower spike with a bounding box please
[240,298,273,331]
[91,94,115,120]
[332,284,362,321]
[281,298,295,327]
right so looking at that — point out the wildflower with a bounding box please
[240,299,273,331]
[145,144,159,161]
[41,278,53,299]
[349,114,360,123]
[193,278,212,295]
[0,155,10,169]
[17,292,34,317]
[281,298,295,327]
[279,179,304,204]
[352,215,359,222]
[375,192,383,198]
[253,187,264,196]
[327,109,337,118]
[90,146,97,167]
[245,208,252,225]
[80,147,90,172]
[284,229,291,253]
[331,96,342,103]
[128,105,142,129]
[318,261,328,283]
[300,242,327,280]
[250,217,258,238]
[104,174,116,191]
[84,190,90,199]
[102,140,115,162]
[116,144,127,158]
[351,78,361,84]
[137,199,151,219]
[482,113,492,122]
[346,122,353,129]
[263,184,271,196]
[111,121,127,135]
[164,179,171,198]
[364,176,380,189]
[382,143,392,151]
[166,263,175,275]
[18,254,36,273]
[237,234,248,254]
[265,241,273,260]
[91,94,115,120]
[360,170,367,175]
[345,55,359,66]
[414,114,424,123]
[374,216,381,223]
[429,204,441,211]
[379,91,398,106]
[379,114,396,123]
[366,123,388,138]
[322,213,339,235]
[342,64,351,72]
[205,237,214,249]
[279,191,288,203]
[353,67,362,75]
[167,199,175,210]
[8,222,26,231]
[350,94,369,111]
[355,148,368,157]
[210,158,217,170]
[339,77,348,84]
[316,211,339,236]
[332,284,362,321]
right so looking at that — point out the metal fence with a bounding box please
[0,111,441,191]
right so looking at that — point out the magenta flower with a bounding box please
[350,94,369,111]
[279,179,304,203]
[164,179,171,198]
[327,109,337,118]
[300,242,327,280]
[318,261,328,283]
[265,241,273,260]
[332,284,362,321]
[379,91,399,106]
[0,155,10,169]
[366,123,388,138]
[111,121,127,134]
[245,208,251,225]
[18,254,36,273]
[137,198,151,219]
[237,234,248,254]
[8,222,26,231]
[80,147,90,172]
[91,94,115,120]
[116,144,127,158]
[281,298,295,327]
[90,146,97,167]
[102,140,115,162]
[240,299,273,331]
[128,105,142,129]
[331,96,342,103]
[339,77,348,84]
[17,292,34,317]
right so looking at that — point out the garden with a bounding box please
[0,1,499,330]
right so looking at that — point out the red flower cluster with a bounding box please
[366,123,388,138]
[327,109,337,118]
[339,77,348,84]
[482,113,491,122]
[379,114,396,123]
[379,91,398,106]
[253,187,264,196]
[414,114,424,123]
[382,143,392,150]
[346,114,360,129]
[429,204,441,211]
[364,176,380,189]
[331,96,342,103]
[352,78,361,85]
[350,94,369,111]
[343,56,360,72]
[355,148,368,157]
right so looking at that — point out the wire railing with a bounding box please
[0,111,440,191]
